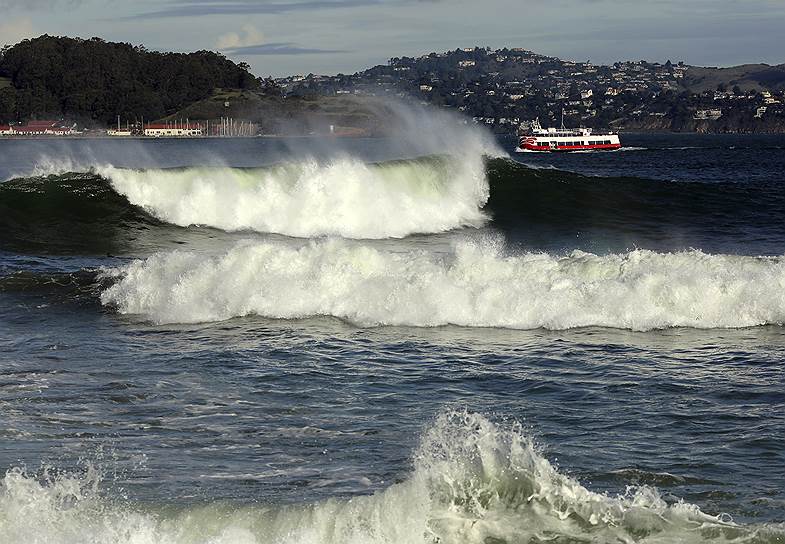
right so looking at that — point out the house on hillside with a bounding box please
[694,109,722,120]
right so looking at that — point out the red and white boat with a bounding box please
[517,118,621,152]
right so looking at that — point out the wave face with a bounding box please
[0,172,160,253]
[99,155,489,239]
[100,239,785,330]
[1,411,779,544]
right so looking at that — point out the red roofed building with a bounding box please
[12,120,76,136]
[0,124,13,135]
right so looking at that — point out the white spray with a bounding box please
[1,411,777,544]
[101,238,785,330]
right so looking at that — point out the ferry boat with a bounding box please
[517,117,621,152]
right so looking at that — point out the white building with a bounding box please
[144,123,203,137]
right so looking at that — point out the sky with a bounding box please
[0,0,784,77]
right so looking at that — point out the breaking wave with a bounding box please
[1,411,780,544]
[4,157,785,254]
[98,155,490,239]
[100,238,785,330]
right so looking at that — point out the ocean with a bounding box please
[1,117,784,543]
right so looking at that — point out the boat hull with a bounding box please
[518,142,622,152]
[517,131,622,152]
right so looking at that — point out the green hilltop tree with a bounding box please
[0,35,260,124]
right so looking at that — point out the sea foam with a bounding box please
[98,154,490,239]
[2,411,777,544]
[100,239,785,330]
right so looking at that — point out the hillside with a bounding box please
[280,47,785,133]
[166,89,394,136]
[2,36,784,134]
[681,64,785,93]
[0,35,259,124]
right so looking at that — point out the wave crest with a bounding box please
[2,411,780,543]
[99,155,490,239]
[100,239,785,330]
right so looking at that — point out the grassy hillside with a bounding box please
[683,64,785,92]
[166,89,393,135]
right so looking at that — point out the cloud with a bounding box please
[0,0,88,9]
[216,23,265,49]
[0,18,36,47]
[214,21,342,56]
[224,42,345,55]
[127,0,384,19]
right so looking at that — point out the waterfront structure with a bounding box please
[144,122,203,137]
[11,120,76,136]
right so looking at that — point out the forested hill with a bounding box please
[0,35,260,124]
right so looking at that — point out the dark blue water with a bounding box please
[0,132,784,543]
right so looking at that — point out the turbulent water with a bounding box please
[1,129,785,543]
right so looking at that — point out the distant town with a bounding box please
[277,47,785,134]
[1,41,785,137]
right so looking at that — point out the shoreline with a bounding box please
[0,134,375,141]
[3,130,785,142]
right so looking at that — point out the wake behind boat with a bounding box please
[517,117,621,152]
